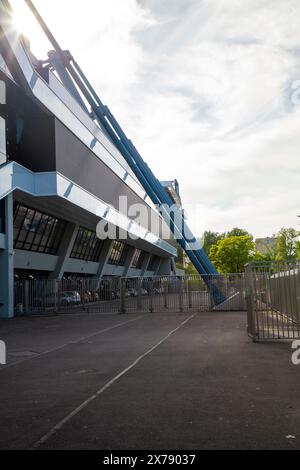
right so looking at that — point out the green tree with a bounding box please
[209,235,256,273]
[201,230,225,255]
[276,228,300,261]
[226,227,251,238]
[254,250,276,262]
[185,261,198,275]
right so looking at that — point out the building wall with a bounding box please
[12,199,170,280]
[1,70,171,242]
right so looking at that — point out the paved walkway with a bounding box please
[0,311,299,449]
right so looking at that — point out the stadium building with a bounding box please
[0,20,178,317]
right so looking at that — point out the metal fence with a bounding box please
[14,274,247,316]
[246,261,300,341]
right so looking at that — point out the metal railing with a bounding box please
[14,274,247,315]
[245,261,300,341]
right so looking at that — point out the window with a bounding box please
[147,254,160,271]
[13,202,65,255]
[131,249,146,269]
[70,227,103,262]
[108,241,129,266]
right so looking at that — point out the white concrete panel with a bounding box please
[0,162,177,258]
[63,258,99,275]
[14,250,58,271]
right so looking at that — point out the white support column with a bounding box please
[140,253,151,276]
[171,257,177,274]
[122,246,136,277]
[154,258,162,275]
[49,223,79,279]
[94,239,114,279]
[0,194,14,318]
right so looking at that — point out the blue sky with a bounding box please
[10,0,300,238]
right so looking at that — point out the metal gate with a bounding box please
[14,274,247,315]
[246,261,300,341]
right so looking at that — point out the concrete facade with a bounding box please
[0,30,177,317]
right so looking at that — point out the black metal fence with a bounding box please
[245,261,300,341]
[14,266,300,341]
[14,274,247,315]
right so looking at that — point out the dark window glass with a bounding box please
[131,249,141,268]
[131,249,146,269]
[147,254,160,271]
[108,241,129,266]
[70,226,103,262]
[13,202,65,255]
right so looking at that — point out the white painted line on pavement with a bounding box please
[32,313,195,449]
[1,315,144,371]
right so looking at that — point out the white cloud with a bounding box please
[9,0,300,238]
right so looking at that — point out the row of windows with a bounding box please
[108,241,130,266]
[13,203,66,255]
[13,203,163,270]
[70,227,104,262]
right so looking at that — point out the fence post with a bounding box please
[53,279,58,313]
[164,278,168,309]
[120,278,126,314]
[245,264,256,338]
[24,280,29,314]
[187,277,192,309]
[179,277,183,312]
[82,278,86,311]
[149,278,153,313]
[208,276,214,312]
[137,278,142,311]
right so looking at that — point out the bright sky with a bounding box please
[8,0,300,238]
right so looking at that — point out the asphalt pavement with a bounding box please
[0,311,299,450]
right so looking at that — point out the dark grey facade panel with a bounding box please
[54,119,165,238]
[1,70,172,244]
[1,70,56,171]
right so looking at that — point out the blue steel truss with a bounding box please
[5,0,225,304]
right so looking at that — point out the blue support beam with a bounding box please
[22,0,225,305]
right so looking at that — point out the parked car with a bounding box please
[127,288,138,297]
[61,291,81,305]
[34,291,81,307]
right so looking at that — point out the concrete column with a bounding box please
[94,239,114,279]
[140,253,151,276]
[0,194,14,318]
[154,258,162,275]
[49,223,79,279]
[148,256,161,275]
[171,257,177,274]
[122,246,136,277]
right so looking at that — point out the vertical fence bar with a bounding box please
[149,278,153,313]
[179,277,183,312]
[163,277,168,310]
[120,278,125,314]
